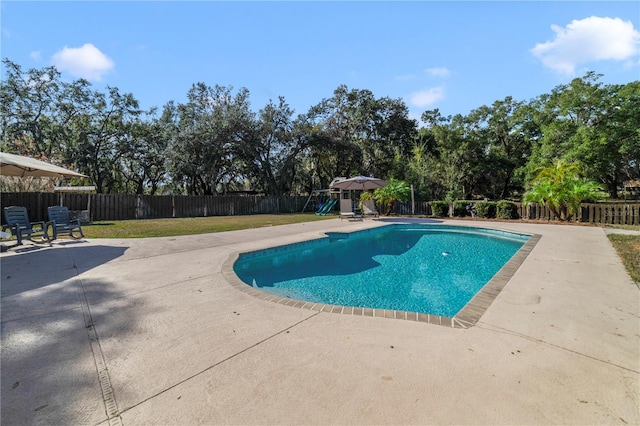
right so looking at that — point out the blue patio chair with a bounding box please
[47,206,85,240]
[2,206,51,245]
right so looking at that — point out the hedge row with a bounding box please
[429,200,519,219]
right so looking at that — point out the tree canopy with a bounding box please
[1,59,638,200]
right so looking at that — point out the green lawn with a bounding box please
[82,214,335,238]
[605,224,640,232]
[607,234,640,283]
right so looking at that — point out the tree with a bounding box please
[363,95,417,179]
[527,72,638,198]
[307,85,417,181]
[584,81,640,196]
[465,97,533,199]
[121,113,170,195]
[65,84,143,193]
[405,130,443,200]
[167,84,253,195]
[0,59,67,161]
[373,178,411,215]
[419,110,487,199]
[523,159,605,221]
[234,97,310,196]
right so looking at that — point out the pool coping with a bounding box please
[221,225,542,328]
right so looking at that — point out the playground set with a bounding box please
[301,177,346,215]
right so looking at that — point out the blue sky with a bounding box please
[2,1,639,122]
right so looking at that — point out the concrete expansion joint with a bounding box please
[66,247,123,426]
[108,416,124,426]
[117,311,321,417]
[76,277,122,424]
[477,321,640,374]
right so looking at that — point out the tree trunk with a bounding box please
[500,170,513,200]
[385,201,394,216]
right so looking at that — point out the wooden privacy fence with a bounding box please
[515,202,640,225]
[0,193,308,223]
[1,192,639,226]
[392,201,640,226]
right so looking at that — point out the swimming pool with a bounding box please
[231,224,536,323]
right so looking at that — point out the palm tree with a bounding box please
[373,178,411,216]
[566,179,606,219]
[524,159,605,221]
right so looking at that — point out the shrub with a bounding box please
[496,200,519,220]
[475,201,497,218]
[452,201,471,217]
[430,201,449,217]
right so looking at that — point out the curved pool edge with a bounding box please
[221,225,542,329]
[452,232,541,327]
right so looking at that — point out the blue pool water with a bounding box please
[233,225,529,317]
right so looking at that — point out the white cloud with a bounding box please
[30,51,41,61]
[425,67,451,77]
[409,86,445,108]
[531,16,640,74]
[51,43,114,81]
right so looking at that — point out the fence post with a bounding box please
[37,192,43,222]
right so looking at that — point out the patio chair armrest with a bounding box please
[4,222,20,233]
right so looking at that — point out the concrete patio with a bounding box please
[1,219,638,425]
